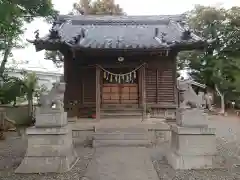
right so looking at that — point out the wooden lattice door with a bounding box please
[102,83,138,104]
[101,68,139,104]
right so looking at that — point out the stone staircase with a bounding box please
[100,105,143,119]
[92,127,151,147]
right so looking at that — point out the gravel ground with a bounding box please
[0,133,95,180]
[153,115,240,180]
[153,138,240,180]
[0,115,240,180]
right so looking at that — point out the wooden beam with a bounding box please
[156,69,159,103]
[63,55,69,114]
[138,68,142,107]
[147,103,177,108]
[96,65,101,121]
[141,65,146,121]
[63,56,68,82]
[172,58,179,108]
[73,62,143,69]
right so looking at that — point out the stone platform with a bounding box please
[166,124,216,170]
[15,80,79,173]
[15,125,79,173]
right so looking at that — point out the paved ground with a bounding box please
[83,147,159,180]
[0,114,240,180]
[208,115,240,140]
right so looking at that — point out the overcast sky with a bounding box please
[11,0,240,73]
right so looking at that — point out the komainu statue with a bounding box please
[178,79,206,109]
[39,80,65,110]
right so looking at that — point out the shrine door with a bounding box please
[101,68,139,104]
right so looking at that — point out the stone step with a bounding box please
[92,139,151,147]
[101,112,142,118]
[92,128,150,147]
[101,108,143,112]
[101,104,140,109]
[100,105,143,119]
[93,132,148,140]
[96,127,148,133]
[101,109,142,119]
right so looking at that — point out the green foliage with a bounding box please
[0,0,56,36]
[46,0,124,67]
[34,84,48,103]
[73,0,124,15]
[178,5,240,102]
[0,0,57,118]
[0,0,57,76]
[44,51,64,68]
[21,72,39,98]
[0,75,25,105]
[0,71,44,106]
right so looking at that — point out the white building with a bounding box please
[6,69,63,90]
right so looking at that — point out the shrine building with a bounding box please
[28,15,207,121]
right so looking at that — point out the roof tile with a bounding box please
[30,15,206,51]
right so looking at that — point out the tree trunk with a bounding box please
[27,95,33,121]
[219,95,225,114]
[215,85,225,115]
[0,41,12,76]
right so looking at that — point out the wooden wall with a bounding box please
[64,55,96,118]
[64,54,177,118]
[145,57,176,107]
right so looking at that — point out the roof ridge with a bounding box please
[57,14,185,23]
[27,14,206,52]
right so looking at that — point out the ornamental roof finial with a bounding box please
[34,30,39,39]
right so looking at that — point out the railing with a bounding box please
[177,79,206,89]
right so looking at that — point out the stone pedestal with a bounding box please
[15,108,78,173]
[166,108,217,170]
[35,107,68,127]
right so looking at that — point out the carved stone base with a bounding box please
[166,124,217,170]
[15,125,79,173]
[176,108,208,127]
[166,151,215,170]
[35,108,67,128]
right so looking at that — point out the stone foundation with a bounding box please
[166,124,216,170]
[15,124,79,173]
[166,108,217,170]
[15,100,78,174]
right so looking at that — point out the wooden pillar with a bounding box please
[156,69,159,103]
[63,57,67,82]
[138,68,142,107]
[173,57,179,108]
[141,65,146,121]
[63,56,68,114]
[96,65,101,121]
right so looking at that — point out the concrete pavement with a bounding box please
[82,147,159,180]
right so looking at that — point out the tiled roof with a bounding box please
[29,15,206,51]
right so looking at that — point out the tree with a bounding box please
[0,71,42,121]
[44,50,64,68]
[0,0,57,77]
[21,72,39,120]
[35,84,48,103]
[73,0,124,15]
[178,5,240,114]
[0,75,25,105]
[45,0,124,67]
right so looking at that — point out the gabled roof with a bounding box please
[28,15,207,52]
